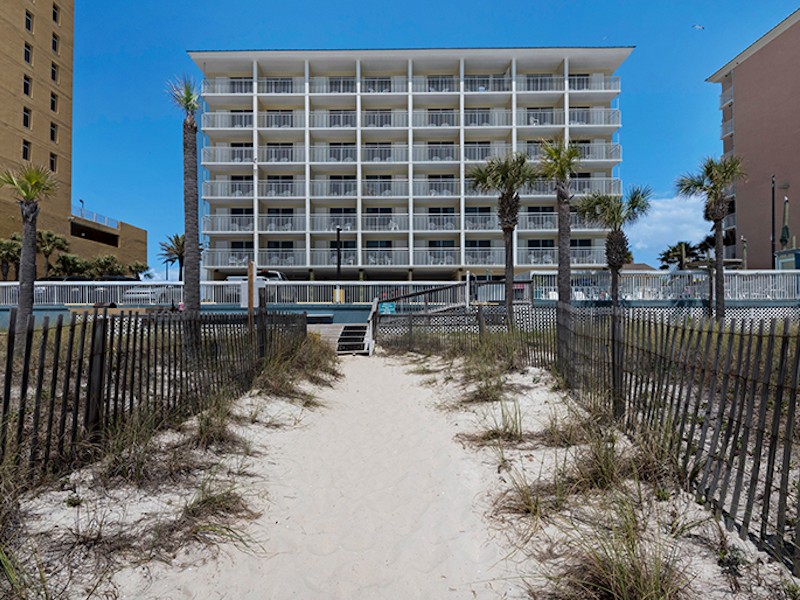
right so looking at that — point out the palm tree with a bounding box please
[0,165,58,332]
[168,76,201,313]
[470,153,538,325]
[159,233,185,280]
[658,241,700,271]
[51,253,90,277]
[576,186,652,308]
[538,139,581,369]
[0,237,21,281]
[676,156,746,321]
[89,255,126,278]
[36,229,69,276]
[128,261,151,280]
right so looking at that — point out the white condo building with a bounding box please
[189,47,632,281]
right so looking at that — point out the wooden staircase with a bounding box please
[336,324,370,355]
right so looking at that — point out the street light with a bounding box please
[772,175,791,265]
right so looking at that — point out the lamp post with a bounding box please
[772,175,776,265]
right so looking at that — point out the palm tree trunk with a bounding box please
[503,227,514,328]
[183,119,201,313]
[17,202,40,333]
[714,219,725,321]
[1,262,8,281]
[44,254,51,276]
[556,183,572,372]
[179,259,184,282]
[610,267,619,309]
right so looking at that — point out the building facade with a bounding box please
[0,0,146,276]
[189,48,631,281]
[708,9,800,269]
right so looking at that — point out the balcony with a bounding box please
[310,215,357,232]
[362,144,408,162]
[464,76,512,92]
[721,119,734,138]
[413,179,460,196]
[203,249,253,268]
[311,180,358,197]
[259,215,305,232]
[465,248,504,265]
[464,178,496,196]
[465,214,499,230]
[203,78,252,95]
[517,109,565,127]
[259,249,306,267]
[464,144,513,162]
[257,111,305,128]
[568,108,621,127]
[523,178,621,196]
[568,75,620,92]
[723,213,736,230]
[363,179,409,197]
[204,215,254,233]
[518,213,604,231]
[515,75,565,92]
[203,112,253,129]
[412,76,457,93]
[413,145,460,162]
[204,181,254,198]
[413,213,459,231]
[361,76,406,94]
[516,247,606,266]
[310,249,358,267]
[309,76,357,94]
[720,86,734,108]
[309,111,357,128]
[258,77,304,94]
[414,248,459,266]
[310,145,357,162]
[571,247,606,265]
[412,110,460,128]
[575,143,621,161]
[463,109,512,127]
[362,213,409,231]
[257,180,305,197]
[202,146,254,164]
[258,146,305,163]
[363,248,409,266]
[70,206,119,229]
[361,110,408,128]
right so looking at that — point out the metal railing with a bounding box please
[465,248,505,265]
[568,108,621,126]
[413,248,459,266]
[720,86,734,107]
[204,181,254,198]
[517,109,565,126]
[258,77,304,94]
[363,248,409,266]
[723,213,736,229]
[311,180,358,197]
[362,179,409,197]
[517,213,603,231]
[361,110,408,128]
[464,178,496,196]
[516,75,565,92]
[202,146,254,163]
[259,215,306,232]
[259,249,306,267]
[464,213,499,230]
[309,111,357,128]
[257,111,305,128]
[203,249,254,268]
[412,110,460,127]
[310,215,357,231]
[575,143,621,161]
[203,78,252,94]
[310,249,358,266]
[362,144,408,162]
[309,76,357,94]
[413,179,460,196]
[464,144,512,161]
[71,206,120,229]
[362,214,409,231]
[464,76,512,92]
[310,145,357,162]
[412,76,457,93]
[568,75,620,91]
[204,215,255,233]
[361,76,406,93]
[412,144,460,161]
[464,109,512,127]
[413,214,459,231]
[258,180,305,197]
[722,119,735,137]
[203,112,253,129]
[258,145,305,163]
[522,178,621,196]
[517,248,606,266]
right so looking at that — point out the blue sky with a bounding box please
[71,0,799,275]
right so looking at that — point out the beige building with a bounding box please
[708,8,800,269]
[0,0,146,276]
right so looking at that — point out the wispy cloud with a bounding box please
[627,195,709,267]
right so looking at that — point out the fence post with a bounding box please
[86,312,108,442]
[611,307,624,421]
[407,314,413,352]
[477,303,486,340]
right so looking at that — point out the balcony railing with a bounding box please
[203,215,254,233]
[720,86,734,107]
[259,215,306,232]
[202,146,254,163]
[362,214,409,231]
[258,145,305,163]
[413,214,459,231]
[71,206,119,229]
[361,77,406,93]
[568,75,621,91]
[516,75,565,92]
[310,249,358,267]
[309,76,357,94]
[203,112,253,129]
[414,248,459,266]
[723,213,736,229]
[463,109,512,127]
[259,250,306,267]
[464,144,513,161]
[571,248,606,265]
[203,249,254,268]
[311,180,358,197]
[258,77,304,94]
[362,144,408,162]
[310,145,357,162]
[257,111,305,128]
[568,108,621,126]
[258,180,305,197]
[463,76,512,92]
[412,76,457,93]
[363,248,409,266]
[361,110,408,128]
[412,145,460,162]
[203,78,252,94]
[465,248,504,265]
[310,215,357,231]
[517,109,565,126]
[309,111,357,128]
[203,181,254,198]
[575,143,622,161]
[464,178,496,196]
[413,180,460,196]
[465,214,499,230]
[523,178,621,196]
[412,110,460,127]
[721,119,734,137]
[517,213,604,231]
[516,248,606,265]
[363,179,409,197]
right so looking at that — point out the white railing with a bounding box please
[568,108,621,126]
[464,76,512,92]
[204,215,255,233]
[203,112,253,129]
[413,214,459,231]
[310,249,358,267]
[412,76,458,93]
[568,75,621,91]
[412,144,460,162]
[522,178,621,196]
[258,180,305,197]
[517,213,603,231]
[464,178,497,197]
[309,111,357,128]
[723,213,736,229]
[575,143,621,161]
[259,215,306,232]
[204,181,254,198]
[258,77,304,94]
[465,248,505,265]
[362,144,408,162]
[202,146,254,163]
[309,76,357,94]
[310,145,357,162]
[464,144,513,161]
[362,214,409,231]
[412,110,460,127]
[310,215,357,231]
[571,248,606,265]
[361,76,406,93]
[463,109,512,127]
[363,249,409,266]
[413,179,460,196]
[258,146,305,163]
[259,249,306,267]
[203,78,252,94]
[516,75,565,92]
[720,86,734,107]
[204,249,254,268]
[71,206,119,229]
[722,119,735,137]
[517,248,606,266]
[464,214,499,230]
[361,110,408,128]
[257,111,305,128]
[363,179,409,196]
[517,109,565,126]
[413,248,459,266]
[311,180,358,197]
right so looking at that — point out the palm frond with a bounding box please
[167,76,200,115]
[537,139,581,182]
[0,165,58,203]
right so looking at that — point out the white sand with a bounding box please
[112,355,522,599]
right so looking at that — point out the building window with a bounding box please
[23,75,31,96]
[50,93,58,112]
[25,11,33,32]
[22,140,31,161]
[52,33,60,54]
[23,107,31,129]
[24,43,32,64]
[49,153,57,172]
[51,62,59,82]
[50,122,58,142]
[52,3,60,24]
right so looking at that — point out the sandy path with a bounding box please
[115,355,519,599]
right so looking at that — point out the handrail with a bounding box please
[366,298,379,355]
[377,281,465,304]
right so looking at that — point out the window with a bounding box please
[22,140,31,161]
[24,43,32,64]
[465,141,490,161]
[363,109,391,127]
[52,3,60,24]
[23,75,31,96]
[464,108,491,126]
[52,33,60,54]
[50,122,58,142]
[50,93,58,112]
[23,107,31,129]
[528,239,555,248]
[49,153,57,172]
[25,11,33,32]
[51,62,59,82]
